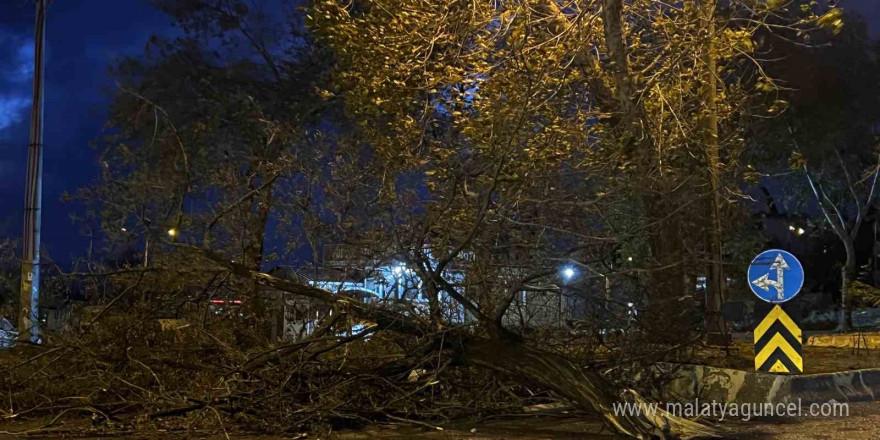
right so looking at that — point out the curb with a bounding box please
[806,333,880,348]
[651,364,880,404]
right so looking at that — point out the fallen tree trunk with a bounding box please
[198,248,718,439]
[461,338,720,440]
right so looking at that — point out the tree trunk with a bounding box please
[642,197,689,341]
[874,218,879,287]
[701,0,727,345]
[240,175,275,342]
[462,338,719,440]
[602,0,688,340]
[838,238,856,331]
[243,187,273,274]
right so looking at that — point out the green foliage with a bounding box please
[817,9,845,35]
[0,239,19,310]
[850,280,880,308]
[304,0,828,311]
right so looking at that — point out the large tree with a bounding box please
[67,0,839,438]
[276,0,823,436]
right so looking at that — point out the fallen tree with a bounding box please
[21,0,841,438]
[204,252,720,439]
[0,248,721,439]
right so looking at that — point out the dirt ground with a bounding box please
[1,339,875,439]
[339,402,880,440]
[2,402,878,439]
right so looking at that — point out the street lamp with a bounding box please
[392,264,405,277]
[167,228,178,238]
[558,266,579,322]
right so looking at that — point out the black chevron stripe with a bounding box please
[756,347,802,373]
[754,320,803,353]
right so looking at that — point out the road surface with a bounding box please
[2,402,878,439]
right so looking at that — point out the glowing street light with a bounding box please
[167,228,178,238]
[561,266,576,281]
[392,263,406,277]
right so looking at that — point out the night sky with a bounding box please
[1,0,177,262]
[1,0,879,263]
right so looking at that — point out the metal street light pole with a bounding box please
[19,0,48,344]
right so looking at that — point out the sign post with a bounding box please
[748,249,805,374]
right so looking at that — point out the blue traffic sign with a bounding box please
[747,249,804,303]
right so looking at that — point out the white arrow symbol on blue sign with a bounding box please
[751,253,789,301]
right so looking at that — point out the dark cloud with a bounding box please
[0,96,28,133]
[0,0,175,262]
[0,28,33,134]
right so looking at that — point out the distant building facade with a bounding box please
[271,244,588,340]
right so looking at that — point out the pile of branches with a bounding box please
[0,253,717,439]
[0,301,543,437]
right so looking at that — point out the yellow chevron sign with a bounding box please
[753,305,803,374]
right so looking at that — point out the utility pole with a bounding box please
[19,0,48,344]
